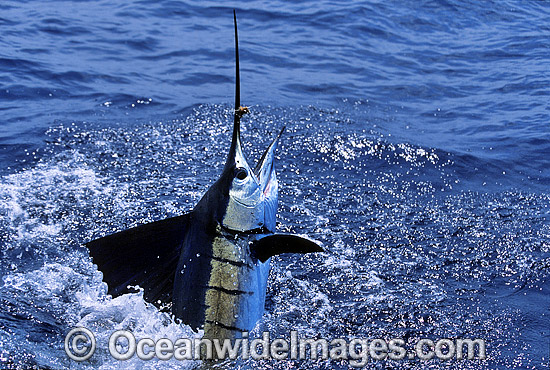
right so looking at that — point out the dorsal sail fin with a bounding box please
[86,213,192,307]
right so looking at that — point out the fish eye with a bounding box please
[234,167,248,180]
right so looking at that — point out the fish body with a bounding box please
[86,10,323,341]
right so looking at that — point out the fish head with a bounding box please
[218,115,283,233]
[195,11,283,234]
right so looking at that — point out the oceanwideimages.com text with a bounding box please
[65,328,486,366]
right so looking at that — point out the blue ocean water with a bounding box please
[0,0,548,369]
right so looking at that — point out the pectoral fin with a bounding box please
[250,234,324,262]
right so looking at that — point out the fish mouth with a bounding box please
[222,126,283,210]
[254,126,285,193]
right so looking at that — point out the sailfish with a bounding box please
[86,10,323,342]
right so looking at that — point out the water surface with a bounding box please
[0,1,549,369]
